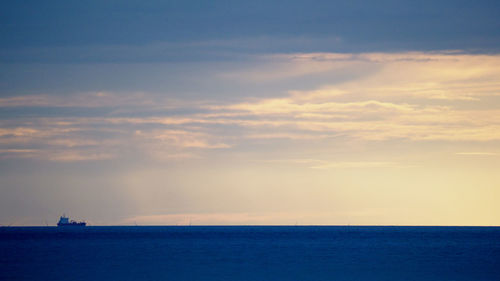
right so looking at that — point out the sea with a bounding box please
[1,226,499,281]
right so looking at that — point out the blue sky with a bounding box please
[1,1,500,225]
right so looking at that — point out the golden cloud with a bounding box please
[2,52,500,161]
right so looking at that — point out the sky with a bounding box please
[1,0,500,226]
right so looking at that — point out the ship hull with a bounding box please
[57,222,86,227]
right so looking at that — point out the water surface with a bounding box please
[1,226,499,281]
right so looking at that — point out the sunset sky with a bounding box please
[1,0,500,226]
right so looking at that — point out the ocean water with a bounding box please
[1,226,499,281]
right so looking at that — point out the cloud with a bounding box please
[205,52,500,141]
[149,130,230,149]
[310,161,401,170]
[455,152,498,156]
[2,52,500,162]
[218,54,347,82]
[48,151,114,162]
[222,52,500,100]
[0,91,164,108]
[263,159,413,170]
[0,149,40,159]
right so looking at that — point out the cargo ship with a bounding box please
[57,215,86,227]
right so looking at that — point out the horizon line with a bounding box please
[2,224,500,228]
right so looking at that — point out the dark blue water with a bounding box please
[1,226,500,281]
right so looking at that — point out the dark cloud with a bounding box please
[1,0,500,63]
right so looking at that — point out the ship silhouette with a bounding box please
[57,215,86,227]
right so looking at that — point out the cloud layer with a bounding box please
[1,52,500,163]
[2,51,500,226]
